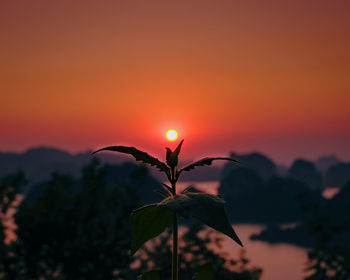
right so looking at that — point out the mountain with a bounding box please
[221,152,277,181]
[287,159,323,190]
[250,180,350,248]
[325,162,350,188]
[0,147,132,186]
[0,147,227,184]
[315,155,340,173]
[218,166,317,223]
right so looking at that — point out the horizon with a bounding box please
[0,143,346,167]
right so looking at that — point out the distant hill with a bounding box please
[315,155,340,173]
[0,147,226,184]
[0,147,130,185]
[326,162,350,187]
[219,167,321,223]
[221,152,277,181]
[287,159,323,190]
[250,181,350,248]
[2,146,350,247]
[1,147,348,191]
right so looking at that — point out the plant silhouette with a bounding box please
[137,222,262,280]
[93,139,243,280]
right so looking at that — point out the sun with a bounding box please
[166,129,178,141]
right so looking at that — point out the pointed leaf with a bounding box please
[166,139,184,167]
[173,139,184,158]
[161,183,173,195]
[181,184,195,194]
[142,270,160,280]
[130,204,173,256]
[153,189,170,198]
[179,157,241,174]
[166,147,172,164]
[92,146,169,174]
[160,193,243,246]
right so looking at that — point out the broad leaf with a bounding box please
[193,263,214,280]
[142,270,160,280]
[92,146,169,174]
[130,204,173,256]
[179,157,241,174]
[166,139,184,167]
[160,193,243,247]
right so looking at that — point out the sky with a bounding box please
[1,0,349,164]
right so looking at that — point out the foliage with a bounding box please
[93,139,243,279]
[130,204,173,256]
[135,222,262,280]
[0,161,263,280]
[2,160,140,280]
[298,191,350,280]
[160,193,242,246]
[0,172,26,278]
[0,142,264,280]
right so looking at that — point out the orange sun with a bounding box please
[166,129,178,141]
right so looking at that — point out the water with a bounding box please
[176,181,309,280]
[221,224,307,280]
[322,187,340,199]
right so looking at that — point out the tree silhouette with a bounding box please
[3,160,139,279]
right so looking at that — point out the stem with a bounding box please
[172,212,178,280]
[171,169,179,280]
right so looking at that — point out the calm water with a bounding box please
[221,224,307,280]
[176,181,309,280]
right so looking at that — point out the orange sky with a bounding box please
[1,0,349,164]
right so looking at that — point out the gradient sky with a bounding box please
[1,0,349,164]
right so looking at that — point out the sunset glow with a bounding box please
[1,1,350,163]
[166,130,178,141]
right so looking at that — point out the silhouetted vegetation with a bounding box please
[0,160,261,279]
[137,223,261,280]
[92,140,243,279]
[2,160,140,279]
[1,146,350,279]
[299,188,350,280]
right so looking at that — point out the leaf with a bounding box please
[160,193,243,247]
[173,139,184,158]
[130,204,173,256]
[193,263,214,280]
[161,183,173,195]
[166,139,184,168]
[142,270,160,280]
[179,157,241,174]
[166,148,172,164]
[181,184,195,194]
[153,189,170,198]
[92,146,169,174]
